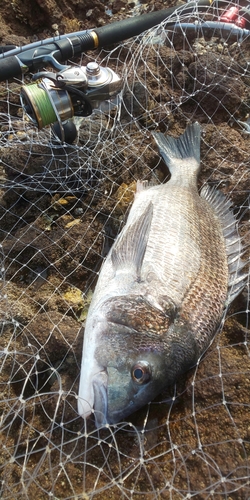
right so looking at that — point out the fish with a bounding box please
[78,122,247,427]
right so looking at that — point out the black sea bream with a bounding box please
[78,122,247,426]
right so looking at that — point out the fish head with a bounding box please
[91,326,168,426]
[78,295,199,427]
[78,323,166,427]
[78,323,167,427]
[78,295,176,427]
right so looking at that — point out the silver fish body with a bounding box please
[78,123,246,427]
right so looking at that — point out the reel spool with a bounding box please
[21,78,75,142]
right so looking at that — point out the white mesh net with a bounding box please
[0,2,250,499]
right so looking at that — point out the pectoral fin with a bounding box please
[111,202,153,279]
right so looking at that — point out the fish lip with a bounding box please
[92,371,108,428]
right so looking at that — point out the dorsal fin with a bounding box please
[200,185,248,305]
[111,202,153,279]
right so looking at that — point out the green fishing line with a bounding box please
[24,83,57,128]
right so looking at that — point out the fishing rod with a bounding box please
[0,0,218,80]
[0,0,250,143]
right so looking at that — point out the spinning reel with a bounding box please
[20,61,122,143]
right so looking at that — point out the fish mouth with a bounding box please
[92,371,108,428]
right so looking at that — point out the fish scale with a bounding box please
[78,122,247,427]
[127,185,203,307]
[179,193,228,343]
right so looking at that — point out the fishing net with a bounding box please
[0,1,250,498]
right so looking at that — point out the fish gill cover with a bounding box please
[0,0,250,498]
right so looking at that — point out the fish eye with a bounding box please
[131,362,151,385]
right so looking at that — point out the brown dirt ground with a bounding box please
[0,1,249,499]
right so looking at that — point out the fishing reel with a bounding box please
[20,61,122,143]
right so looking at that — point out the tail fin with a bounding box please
[152,122,201,179]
